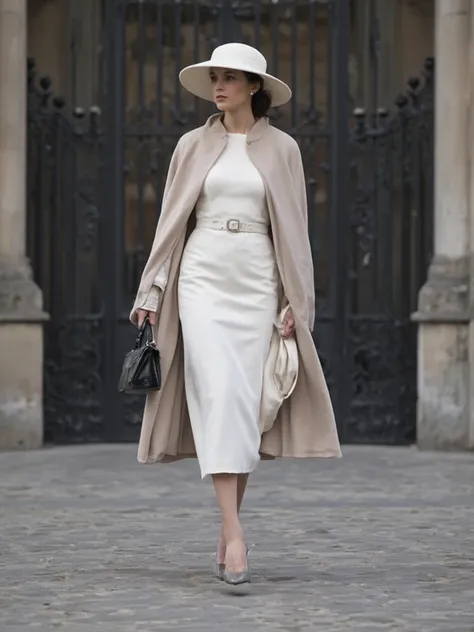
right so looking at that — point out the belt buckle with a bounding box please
[226,219,241,233]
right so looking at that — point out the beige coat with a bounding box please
[130,114,342,464]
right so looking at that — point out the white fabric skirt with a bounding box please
[178,227,279,478]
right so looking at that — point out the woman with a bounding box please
[131,43,341,586]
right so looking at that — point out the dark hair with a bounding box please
[244,72,272,118]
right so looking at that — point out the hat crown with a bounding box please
[210,43,267,74]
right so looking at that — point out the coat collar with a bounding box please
[203,113,269,143]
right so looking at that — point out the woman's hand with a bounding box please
[280,307,295,339]
[137,309,157,328]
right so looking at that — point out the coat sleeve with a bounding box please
[129,139,183,325]
[152,252,172,290]
[288,140,308,222]
[288,141,315,331]
[151,139,182,236]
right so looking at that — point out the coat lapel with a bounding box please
[157,129,227,265]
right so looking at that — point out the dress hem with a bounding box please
[138,449,343,465]
[200,464,260,479]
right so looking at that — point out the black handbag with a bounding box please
[118,317,161,394]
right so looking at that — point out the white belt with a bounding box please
[196,218,269,235]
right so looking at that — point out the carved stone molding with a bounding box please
[413,255,469,323]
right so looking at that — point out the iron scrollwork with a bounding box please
[27,58,105,443]
[346,57,434,443]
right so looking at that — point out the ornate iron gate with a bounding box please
[27,0,433,445]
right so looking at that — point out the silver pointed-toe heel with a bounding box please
[222,567,251,585]
[222,545,251,585]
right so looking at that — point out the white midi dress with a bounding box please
[177,133,280,478]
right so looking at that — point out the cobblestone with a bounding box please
[0,444,473,631]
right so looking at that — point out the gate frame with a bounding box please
[26,1,433,445]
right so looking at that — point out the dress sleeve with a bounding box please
[139,285,162,312]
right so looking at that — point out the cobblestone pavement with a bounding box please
[0,444,473,632]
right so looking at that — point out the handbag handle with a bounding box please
[134,316,157,349]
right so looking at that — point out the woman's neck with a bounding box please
[222,110,256,135]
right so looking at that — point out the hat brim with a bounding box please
[179,61,292,108]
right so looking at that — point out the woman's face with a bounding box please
[210,67,258,113]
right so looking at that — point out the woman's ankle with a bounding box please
[223,524,244,545]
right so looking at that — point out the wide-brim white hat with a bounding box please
[179,43,292,108]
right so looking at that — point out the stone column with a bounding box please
[0,0,47,449]
[414,0,470,450]
[469,0,474,450]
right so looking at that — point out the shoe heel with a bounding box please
[214,558,225,581]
